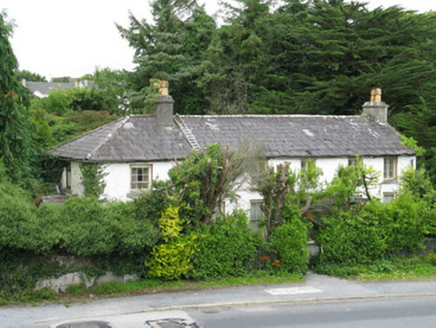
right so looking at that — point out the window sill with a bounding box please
[127,190,151,199]
[382,178,398,184]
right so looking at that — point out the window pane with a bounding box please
[384,194,394,203]
[384,157,396,179]
[250,202,262,220]
[131,166,151,190]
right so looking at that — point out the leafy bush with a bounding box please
[0,181,46,252]
[425,253,436,266]
[268,218,309,274]
[187,211,264,280]
[57,197,160,257]
[315,196,428,265]
[379,195,427,254]
[146,205,197,280]
[315,209,387,264]
[133,180,174,227]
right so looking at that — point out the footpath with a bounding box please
[1,272,436,328]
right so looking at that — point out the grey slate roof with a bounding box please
[26,81,95,96]
[52,115,192,162]
[52,114,414,162]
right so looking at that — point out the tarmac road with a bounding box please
[1,272,436,328]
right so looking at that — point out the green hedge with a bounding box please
[0,192,160,258]
[269,218,309,274]
[187,211,264,280]
[315,195,428,264]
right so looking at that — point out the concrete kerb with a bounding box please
[33,292,436,325]
[142,292,436,312]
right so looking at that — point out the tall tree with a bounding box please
[0,11,38,186]
[118,0,216,114]
[201,0,273,114]
[271,1,436,115]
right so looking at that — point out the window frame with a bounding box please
[250,200,263,222]
[130,164,153,192]
[348,157,362,167]
[383,192,396,203]
[383,157,397,180]
[65,162,72,189]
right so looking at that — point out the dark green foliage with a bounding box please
[51,77,71,83]
[82,68,129,113]
[0,180,161,287]
[0,251,59,304]
[15,69,47,82]
[268,218,308,274]
[188,211,264,280]
[58,197,160,257]
[169,143,256,225]
[0,12,39,187]
[0,181,40,252]
[258,161,321,236]
[316,209,387,264]
[314,195,428,265]
[32,87,120,116]
[380,195,427,254]
[392,99,436,185]
[201,0,273,114]
[118,0,216,114]
[133,180,175,227]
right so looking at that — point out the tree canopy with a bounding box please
[118,0,436,183]
[0,11,38,187]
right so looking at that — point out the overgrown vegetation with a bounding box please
[2,1,436,305]
[0,144,436,305]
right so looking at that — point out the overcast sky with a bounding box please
[2,0,434,80]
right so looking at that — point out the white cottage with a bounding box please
[52,88,415,218]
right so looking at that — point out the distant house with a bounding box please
[22,79,94,98]
[52,87,415,217]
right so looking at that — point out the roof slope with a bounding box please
[52,115,192,162]
[182,115,414,158]
[52,114,414,162]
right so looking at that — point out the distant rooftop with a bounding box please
[22,79,94,98]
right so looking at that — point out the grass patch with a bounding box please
[313,254,436,281]
[86,271,303,296]
[32,271,302,305]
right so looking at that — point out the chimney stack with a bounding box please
[154,80,174,128]
[362,88,388,123]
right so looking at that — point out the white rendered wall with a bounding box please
[225,155,416,214]
[64,155,416,208]
[101,161,175,201]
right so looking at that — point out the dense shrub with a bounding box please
[187,211,264,280]
[316,209,387,264]
[0,185,160,276]
[0,181,46,252]
[315,196,428,265]
[372,195,427,254]
[58,197,160,257]
[268,218,309,274]
[146,205,197,280]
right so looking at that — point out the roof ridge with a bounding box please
[180,114,362,118]
[87,116,131,160]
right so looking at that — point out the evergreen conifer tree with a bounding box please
[0,11,38,186]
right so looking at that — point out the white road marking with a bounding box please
[265,286,322,296]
